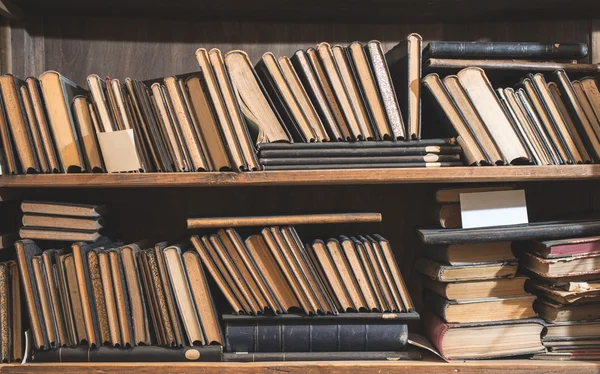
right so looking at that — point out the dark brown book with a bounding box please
[386,33,422,139]
[142,249,173,346]
[21,201,106,217]
[424,58,600,73]
[20,84,49,173]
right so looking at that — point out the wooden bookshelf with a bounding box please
[1,165,600,187]
[2,359,599,374]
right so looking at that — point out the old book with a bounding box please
[443,75,503,164]
[423,241,515,265]
[435,203,461,229]
[185,76,232,171]
[375,235,414,311]
[32,345,223,362]
[223,314,408,352]
[259,154,460,167]
[224,50,291,144]
[208,48,260,171]
[553,70,600,161]
[120,244,150,346]
[163,246,205,345]
[422,73,487,165]
[424,59,600,74]
[386,33,422,139]
[63,253,87,345]
[291,49,343,140]
[573,79,600,142]
[423,290,536,323]
[310,240,352,312]
[224,351,420,362]
[338,237,377,311]
[417,257,518,282]
[366,236,404,312]
[97,251,121,346]
[326,239,364,311]
[0,263,9,361]
[23,214,103,231]
[103,77,124,131]
[20,84,49,173]
[365,40,406,140]
[56,253,77,346]
[515,88,562,164]
[163,77,209,172]
[255,52,316,142]
[154,243,185,347]
[521,251,600,279]
[195,49,244,171]
[423,41,588,60]
[143,249,174,346]
[109,79,133,130]
[137,250,164,346]
[182,251,223,345]
[259,138,456,150]
[87,250,111,345]
[545,320,600,340]
[529,281,600,305]
[8,262,22,362]
[358,236,397,312]
[548,81,592,163]
[261,162,461,170]
[423,312,545,360]
[332,45,374,139]
[150,83,188,172]
[457,67,529,164]
[423,277,528,300]
[435,186,515,203]
[579,77,600,122]
[26,77,61,173]
[31,256,57,347]
[279,55,328,141]
[21,201,106,217]
[499,87,553,165]
[122,79,155,171]
[0,74,39,173]
[19,228,101,242]
[87,75,115,132]
[108,250,133,347]
[535,299,600,323]
[418,219,600,245]
[352,238,386,311]
[306,47,351,139]
[0,83,18,174]
[41,250,68,347]
[71,96,104,172]
[258,145,461,159]
[316,42,362,139]
[530,236,600,258]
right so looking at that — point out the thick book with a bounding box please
[223,351,421,362]
[424,59,600,74]
[528,281,600,305]
[535,299,600,323]
[422,41,588,60]
[386,33,422,139]
[416,257,518,282]
[31,345,222,362]
[423,277,528,300]
[422,290,536,323]
[261,162,461,170]
[418,219,600,245]
[544,320,600,340]
[520,251,600,279]
[422,241,515,265]
[530,236,600,258]
[223,314,412,353]
[19,227,102,242]
[423,312,545,360]
[21,201,106,218]
[22,214,103,231]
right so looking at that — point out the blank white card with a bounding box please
[460,189,528,229]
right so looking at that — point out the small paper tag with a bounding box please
[460,189,528,229]
[97,129,141,173]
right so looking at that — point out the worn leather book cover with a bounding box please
[422,73,487,166]
[423,42,588,60]
[359,236,398,312]
[154,243,185,347]
[223,314,408,352]
[32,345,223,362]
[97,251,121,347]
[20,84,49,173]
[339,236,378,311]
[291,49,344,141]
[416,257,518,282]
[386,33,422,139]
[579,77,600,125]
[261,162,462,170]
[136,250,164,346]
[534,299,600,323]
[374,235,414,311]
[63,253,87,345]
[31,256,58,348]
[528,281,600,305]
[529,236,600,258]
[140,249,173,346]
[424,59,600,74]
[120,244,151,346]
[21,201,106,218]
[423,277,528,300]
[195,48,245,171]
[208,48,260,171]
[41,250,68,347]
[0,81,19,174]
[71,96,105,172]
[19,228,102,242]
[108,249,133,347]
[0,74,40,173]
[325,239,365,311]
[55,252,77,347]
[26,77,61,173]
[258,145,462,158]
[39,71,88,172]
[224,351,420,362]
[573,79,600,142]
[87,250,111,345]
[9,261,22,362]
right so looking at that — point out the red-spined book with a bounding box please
[531,236,600,258]
[423,312,545,360]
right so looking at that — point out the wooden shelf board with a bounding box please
[0,165,600,188]
[1,359,599,374]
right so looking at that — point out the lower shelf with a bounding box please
[1,165,600,187]
[2,359,599,373]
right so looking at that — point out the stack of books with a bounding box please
[19,201,106,242]
[518,236,600,360]
[421,40,600,166]
[16,239,223,362]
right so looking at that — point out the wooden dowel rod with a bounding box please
[187,213,382,229]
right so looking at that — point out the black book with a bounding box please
[259,145,462,159]
[31,345,222,362]
[422,42,588,60]
[418,219,600,245]
[257,139,456,150]
[261,162,462,170]
[223,351,421,362]
[223,313,417,353]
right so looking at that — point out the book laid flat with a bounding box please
[31,346,222,362]
[424,59,600,74]
[223,314,412,353]
[223,351,420,362]
[416,257,518,282]
[386,33,422,139]
[528,281,600,305]
[423,277,528,300]
[422,241,516,265]
[534,299,600,323]
[418,219,600,245]
[423,312,545,360]
[520,251,600,279]
[22,214,104,231]
[422,290,536,323]
[72,96,105,172]
[422,42,588,60]
[19,228,102,242]
[529,236,600,258]
[544,320,600,340]
[21,201,106,218]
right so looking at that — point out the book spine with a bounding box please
[31,346,223,362]
[225,322,408,352]
[223,351,421,362]
[258,139,456,150]
[425,42,588,60]
[262,162,462,170]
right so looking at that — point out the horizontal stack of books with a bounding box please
[518,236,600,361]
[19,201,106,242]
[421,40,600,166]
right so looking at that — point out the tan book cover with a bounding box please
[98,251,121,346]
[72,96,105,172]
[154,244,185,347]
[20,85,49,173]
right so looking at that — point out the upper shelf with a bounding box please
[9,0,600,23]
[0,165,599,188]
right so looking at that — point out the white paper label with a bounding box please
[460,189,528,229]
[97,129,141,173]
